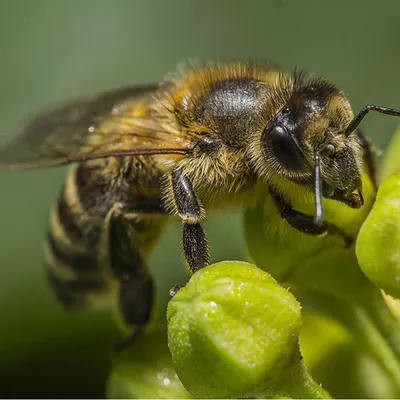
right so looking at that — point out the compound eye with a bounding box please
[262,123,305,171]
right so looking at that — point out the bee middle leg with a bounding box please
[271,189,353,247]
[168,168,210,273]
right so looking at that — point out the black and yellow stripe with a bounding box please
[45,164,107,308]
[45,160,168,330]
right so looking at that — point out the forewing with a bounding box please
[0,84,190,170]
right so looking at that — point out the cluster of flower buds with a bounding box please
[108,126,400,399]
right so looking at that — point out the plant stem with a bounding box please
[365,291,400,358]
[250,354,331,399]
[293,288,400,393]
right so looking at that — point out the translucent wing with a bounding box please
[0,84,190,170]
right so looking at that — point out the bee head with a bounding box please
[259,78,364,212]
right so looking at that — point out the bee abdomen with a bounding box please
[45,206,107,308]
[46,231,97,273]
[45,266,106,308]
[45,166,109,308]
[45,160,169,332]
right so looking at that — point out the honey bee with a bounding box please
[1,62,399,348]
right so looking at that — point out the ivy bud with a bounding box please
[107,331,192,399]
[167,261,302,398]
[379,125,400,181]
[357,172,400,299]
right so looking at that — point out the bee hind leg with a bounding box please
[113,326,143,359]
[104,206,158,354]
[113,275,154,355]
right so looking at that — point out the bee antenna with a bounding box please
[345,105,400,138]
[314,151,324,227]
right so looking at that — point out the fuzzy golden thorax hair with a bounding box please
[158,62,364,206]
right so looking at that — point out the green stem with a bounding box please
[364,291,400,358]
[250,353,331,399]
[350,304,400,390]
[293,288,400,393]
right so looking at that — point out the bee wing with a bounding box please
[0,84,190,170]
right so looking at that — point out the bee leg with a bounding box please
[114,276,154,355]
[271,190,353,247]
[169,169,210,273]
[105,206,155,353]
[113,326,143,358]
[182,222,210,272]
[169,284,185,297]
[356,129,378,190]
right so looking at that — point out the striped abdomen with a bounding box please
[45,158,168,329]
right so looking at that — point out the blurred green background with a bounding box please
[0,0,399,397]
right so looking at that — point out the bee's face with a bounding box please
[259,80,364,208]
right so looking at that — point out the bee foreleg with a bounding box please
[356,129,378,190]
[271,189,353,248]
[169,169,210,273]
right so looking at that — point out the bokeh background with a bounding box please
[0,0,399,397]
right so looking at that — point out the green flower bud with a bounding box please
[357,172,400,299]
[167,261,303,398]
[107,330,192,399]
[379,125,400,181]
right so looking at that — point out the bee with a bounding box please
[1,62,399,348]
